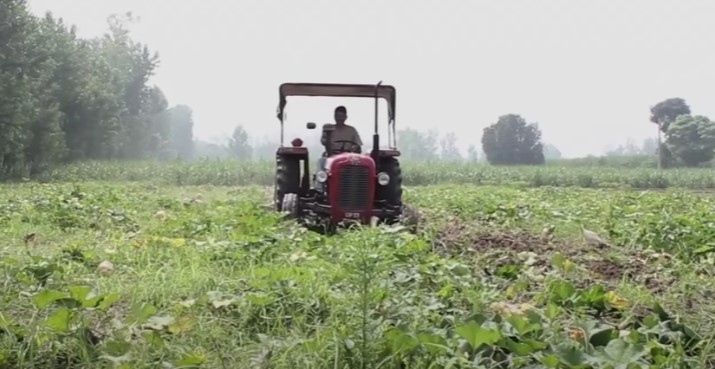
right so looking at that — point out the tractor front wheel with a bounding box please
[400,203,420,234]
[380,157,403,206]
[281,193,299,219]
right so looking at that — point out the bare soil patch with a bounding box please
[432,222,671,292]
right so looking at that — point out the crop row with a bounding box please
[31,159,715,189]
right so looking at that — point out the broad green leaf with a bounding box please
[693,245,714,255]
[416,332,448,354]
[32,290,68,309]
[550,280,576,303]
[69,285,92,301]
[144,315,174,330]
[172,352,206,368]
[0,312,12,329]
[545,302,560,319]
[104,340,132,357]
[143,330,165,347]
[523,338,548,351]
[589,326,615,347]
[211,299,234,309]
[506,314,541,335]
[592,338,647,367]
[385,328,418,353]
[246,292,273,306]
[98,293,121,311]
[554,343,586,366]
[540,353,560,368]
[551,253,566,269]
[130,302,157,324]
[168,315,194,334]
[45,307,71,332]
[454,321,501,349]
[502,339,534,355]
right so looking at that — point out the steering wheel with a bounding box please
[328,140,362,155]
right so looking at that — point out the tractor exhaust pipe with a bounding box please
[372,80,382,162]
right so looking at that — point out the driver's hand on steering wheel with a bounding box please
[331,140,361,154]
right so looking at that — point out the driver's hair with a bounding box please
[335,106,347,114]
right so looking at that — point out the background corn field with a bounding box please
[31,159,715,189]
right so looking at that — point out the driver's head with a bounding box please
[334,106,347,125]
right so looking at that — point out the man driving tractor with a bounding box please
[317,105,363,168]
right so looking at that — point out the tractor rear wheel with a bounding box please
[274,155,300,211]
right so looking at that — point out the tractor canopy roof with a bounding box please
[277,82,396,122]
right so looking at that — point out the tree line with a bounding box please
[205,124,562,163]
[475,97,714,167]
[0,2,194,179]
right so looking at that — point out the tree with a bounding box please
[395,128,438,161]
[481,114,545,165]
[605,138,642,157]
[439,132,462,161]
[650,98,691,133]
[641,137,657,155]
[168,105,194,160]
[466,144,479,162]
[650,98,690,169]
[665,115,715,167]
[228,125,253,159]
[543,143,562,160]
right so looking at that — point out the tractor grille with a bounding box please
[336,165,370,211]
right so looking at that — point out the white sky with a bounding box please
[26,0,715,158]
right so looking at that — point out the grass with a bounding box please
[2,178,715,368]
[29,159,715,189]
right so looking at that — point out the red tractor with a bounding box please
[273,81,415,232]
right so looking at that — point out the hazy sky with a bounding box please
[26,0,715,158]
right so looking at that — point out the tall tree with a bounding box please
[0,0,36,177]
[396,128,438,161]
[168,105,195,160]
[665,114,715,167]
[641,137,657,155]
[439,132,462,161]
[650,98,690,169]
[481,114,545,165]
[228,125,253,159]
[543,143,562,160]
[466,144,479,162]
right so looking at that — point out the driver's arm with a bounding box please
[353,127,363,152]
[352,127,363,146]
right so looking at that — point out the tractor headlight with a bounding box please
[377,172,390,186]
[316,170,328,183]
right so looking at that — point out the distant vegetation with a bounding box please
[28,160,715,190]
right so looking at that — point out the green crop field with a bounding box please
[2,163,715,368]
[33,159,715,189]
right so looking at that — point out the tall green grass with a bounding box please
[30,159,715,189]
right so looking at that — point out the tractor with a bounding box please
[273,81,416,232]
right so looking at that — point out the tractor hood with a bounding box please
[324,153,372,174]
